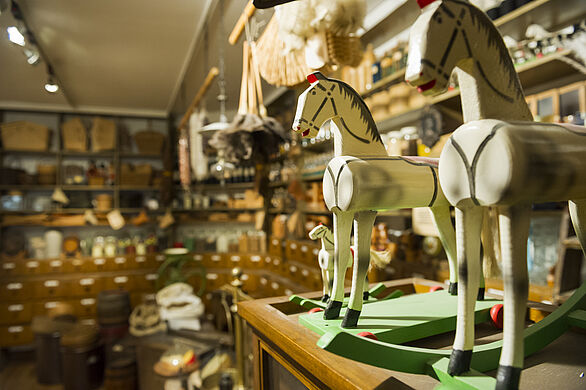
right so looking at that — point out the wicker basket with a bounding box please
[134,130,165,155]
[326,31,363,67]
[62,117,87,151]
[91,117,116,152]
[1,121,49,151]
[37,164,56,185]
[120,163,152,186]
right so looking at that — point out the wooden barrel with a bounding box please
[104,354,137,390]
[32,316,75,385]
[60,324,105,390]
[97,290,131,325]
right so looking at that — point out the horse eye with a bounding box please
[311,91,316,95]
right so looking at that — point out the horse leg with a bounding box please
[430,205,458,295]
[495,204,530,390]
[324,210,353,320]
[448,205,483,376]
[342,210,377,328]
[321,267,330,302]
[569,199,586,255]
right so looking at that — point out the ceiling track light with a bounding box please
[6,25,25,46]
[44,66,59,93]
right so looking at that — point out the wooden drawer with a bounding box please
[132,255,149,269]
[287,263,300,280]
[268,237,283,257]
[207,253,227,268]
[204,272,225,291]
[0,303,33,325]
[228,254,246,268]
[0,281,31,301]
[1,261,22,277]
[284,240,299,261]
[299,243,312,265]
[248,254,263,269]
[192,253,204,267]
[33,299,75,316]
[44,259,67,274]
[85,257,112,272]
[111,256,130,271]
[241,273,259,292]
[103,274,135,292]
[271,257,285,276]
[135,272,158,292]
[22,260,44,275]
[34,278,71,298]
[153,253,167,269]
[62,258,87,273]
[72,277,103,296]
[74,297,97,317]
[0,325,33,346]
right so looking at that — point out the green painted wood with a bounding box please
[301,291,497,344]
[431,358,496,390]
[381,289,404,300]
[301,282,586,375]
[289,283,388,309]
[567,309,586,329]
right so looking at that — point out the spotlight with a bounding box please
[7,26,25,46]
[44,76,59,93]
[24,47,41,65]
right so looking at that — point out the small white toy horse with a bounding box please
[309,223,390,302]
[293,71,466,328]
[407,1,586,388]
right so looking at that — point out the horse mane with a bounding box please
[447,0,522,95]
[333,79,383,144]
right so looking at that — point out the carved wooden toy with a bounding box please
[308,223,390,302]
[293,71,465,328]
[407,1,586,388]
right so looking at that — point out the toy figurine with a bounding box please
[308,223,390,302]
[406,1,586,388]
[293,72,472,328]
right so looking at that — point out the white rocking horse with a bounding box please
[308,223,390,302]
[406,1,586,388]
[293,71,464,328]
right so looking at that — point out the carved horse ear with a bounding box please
[307,72,327,83]
[416,0,437,9]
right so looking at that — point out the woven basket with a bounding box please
[62,118,87,151]
[134,130,165,155]
[1,121,49,151]
[326,31,363,67]
[120,163,152,186]
[91,117,116,151]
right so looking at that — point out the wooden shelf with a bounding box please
[0,185,55,191]
[362,69,407,98]
[192,182,255,192]
[0,150,57,157]
[269,181,289,188]
[61,151,114,158]
[119,152,163,159]
[62,185,114,191]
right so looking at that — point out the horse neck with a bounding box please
[328,89,387,157]
[320,231,334,251]
[456,29,533,122]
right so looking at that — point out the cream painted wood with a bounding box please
[293,71,460,327]
[406,1,586,387]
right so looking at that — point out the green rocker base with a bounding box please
[294,282,586,388]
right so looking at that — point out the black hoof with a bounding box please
[477,287,485,301]
[449,282,458,295]
[448,349,472,376]
[321,294,329,303]
[323,300,342,320]
[363,291,370,301]
[341,309,361,328]
[495,365,522,390]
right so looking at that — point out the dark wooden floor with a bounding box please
[0,349,65,390]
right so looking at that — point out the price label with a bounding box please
[8,304,23,312]
[26,261,39,268]
[194,255,203,261]
[135,256,146,263]
[7,283,22,290]
[230,255,241,262]
[8,326,23,333]
[49,260,62,268]
[207,273,218,280]
[211,255,221,261]
[115,257,126,264]
[156,254,165,261]
[81,298,95,306]
[3,263,15,270]
[250,255,261,262]
[301,246,308,252]
[94,258,106,266]
[44,280,59,288]
[289,266,298,273]
[290,243,297,250]
[114,276,128,284]
[80,278,95,286]
[146,274,157,281]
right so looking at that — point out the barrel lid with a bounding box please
[60,324,100,347]
[98,289,131,302]
[32,316,75,335]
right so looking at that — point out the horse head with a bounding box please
[406,0,474,95]
[309,223,329,240]
[293,72,336,139]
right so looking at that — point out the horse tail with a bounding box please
[369,248,392,269]
[481,206,501,278]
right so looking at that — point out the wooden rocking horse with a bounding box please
[308,223,390,302]
[293,71,464,328]
[406,1,586,388]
